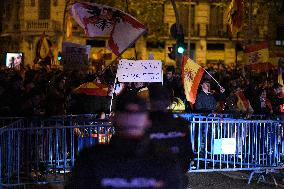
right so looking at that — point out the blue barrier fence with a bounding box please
[0,114,283,188]
[0,117,24,128]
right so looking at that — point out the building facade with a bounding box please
[0,0,283,71]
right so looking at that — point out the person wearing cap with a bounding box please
[65,92,183,189]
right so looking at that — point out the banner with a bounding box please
[182,56,204,104]
[116,59,162,82]
[243,42,273,72]
[62,42,91,65]
[34,32,52,65]
[71,2,146,56]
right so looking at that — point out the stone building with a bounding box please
[0,0,283,71]
[0,0,65,66]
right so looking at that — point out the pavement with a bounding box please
[8,171,284,188]
[187,171,284,189]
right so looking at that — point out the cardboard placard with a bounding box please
[116,59,162,82]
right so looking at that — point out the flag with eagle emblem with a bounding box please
[182,56,204,104]
[243,42,273,72]
[71,2,146,56]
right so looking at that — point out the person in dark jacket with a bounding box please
[147,84,194,189]
[195,79,225,114]
[65,92,183,189]
[147,84,194,171]
[164,66,185,100]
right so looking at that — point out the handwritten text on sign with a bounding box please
[117,60,162,82]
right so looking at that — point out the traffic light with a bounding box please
[177,42,186,54]
[57,51,62,61]
[176,37,186,54]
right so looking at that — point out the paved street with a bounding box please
[187,172,284,189]
[23,171,284,188]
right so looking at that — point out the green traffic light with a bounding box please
[57,52,62,61]
[177,46,185,54]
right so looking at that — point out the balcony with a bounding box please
[25,20,62,33]
[206,24,228,39]
[1,19,62,35]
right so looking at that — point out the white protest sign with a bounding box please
[117,59,162,82]
[213,138,236,154]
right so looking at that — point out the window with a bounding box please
[207,43,225,50]
[39,0,50,19]
[86,39,106,47]
[276,40,282,46]
[236,43,243,51]
[277,26,284,40]
[146,41,165,49]
[31,0,35,7]
[178,4,195,35]
[209,5,224,33]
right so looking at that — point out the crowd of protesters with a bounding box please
[0,63,283,120]
[165,65,284,119]
[0,66,113,117]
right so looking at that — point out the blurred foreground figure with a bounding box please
[147,84,194,188]
[65,92,183,189]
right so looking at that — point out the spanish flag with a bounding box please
[73,81,109,96]
[66,16,73,38]
[235,91,254,113]
[182,56,204,104]
[243,42,273,72]
[226,0,243,36]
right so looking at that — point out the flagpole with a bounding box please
[109,77,118,113]
[200,67,223,89]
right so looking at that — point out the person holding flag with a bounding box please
[194,79,225,114]
[181,56,225,114]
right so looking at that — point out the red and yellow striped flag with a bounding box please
[226,0,243,36]
[182,56,204,104]
[243,42,273,72]
[235,91,254,113]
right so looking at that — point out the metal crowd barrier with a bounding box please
[0,117,24,128]
[187,117,282,172]
[0,117,114,188]
[0,113,283,188]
